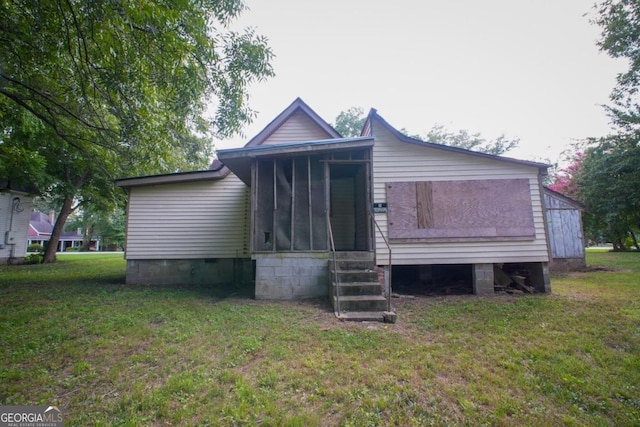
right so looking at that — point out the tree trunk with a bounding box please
[630,229,640,251]
[81,221,94,251]
[43,196,76,263]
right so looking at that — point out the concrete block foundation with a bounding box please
[472,263,495,296]
[126,258,253,287]
[254,252,330,299]
[526,262,552,293]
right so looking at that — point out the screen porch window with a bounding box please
[254,155,328,251]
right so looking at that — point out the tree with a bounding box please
[0,0,273,262]
[66,205,126,251]
[548,151,584,200]
[594,0,640,131]
[333,108,519,155]
[575,136,640,250]
[334,107,366,137]
[562,0,640,250]
[421,125,519,156]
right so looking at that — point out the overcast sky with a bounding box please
[219,0,626,164]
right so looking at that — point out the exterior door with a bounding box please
[329,163,369,251]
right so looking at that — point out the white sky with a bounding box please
[218,0,626,164]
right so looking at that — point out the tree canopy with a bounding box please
[334,107,366,138]
[548,0,640,250]
[421,125,519,156]
[0,0,273,262]
[594,0,640,131]
[577,137,640,250]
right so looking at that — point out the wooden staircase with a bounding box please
[330,252,395,322]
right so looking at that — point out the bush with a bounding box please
[24,253,44,264]
[27,243,44,253]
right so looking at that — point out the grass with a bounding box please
[1,251,639,426]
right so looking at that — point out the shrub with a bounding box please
[24,253,44,264]
[27,243,44,253]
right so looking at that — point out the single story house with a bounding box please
[27,211,100,252]
[117,98,552,320]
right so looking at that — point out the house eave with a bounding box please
[218,137,375,185]
[116,167,230,188]
[366,110,550,175]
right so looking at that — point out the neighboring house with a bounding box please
[117,98,551,320]
[1,185,33,264]
[28,211,99,252]
[543,188,585,271]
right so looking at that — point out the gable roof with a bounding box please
[244,97,341,147]
[543,187,584,209]
[29,211,90,240]
[117,98,340,188]
[117,98,550,188]
[29,211,53,235]
[363,108,549,174]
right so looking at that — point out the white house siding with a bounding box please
[0,192,33,262]
[125,173,249,259]
[262,110,333,145]
[371,121,549,265]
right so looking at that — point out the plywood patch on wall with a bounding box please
[387,179,535,242]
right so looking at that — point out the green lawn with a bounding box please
[1,252,639,426]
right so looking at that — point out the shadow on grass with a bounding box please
[148,280,257,300]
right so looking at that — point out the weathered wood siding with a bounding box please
[262,110,333,145]
[371,121,549,265]
[544,191,585,260]
[125,174,249,259]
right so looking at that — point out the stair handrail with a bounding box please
[327,215,341,316]
[369,209,392,312]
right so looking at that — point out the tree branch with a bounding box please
[0,73,116,134]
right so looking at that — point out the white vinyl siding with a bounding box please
[0,192,32,259]
[371,121,549,265]
[262,110,333,145]
[125,174,249,259]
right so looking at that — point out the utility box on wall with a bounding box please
[5,231,19,245]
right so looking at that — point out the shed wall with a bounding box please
[543,191,585,264]
[371,122,549,265]
[125,174,249,259]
